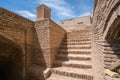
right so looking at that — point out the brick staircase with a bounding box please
[103,41,120,69]
[47,30,94,80]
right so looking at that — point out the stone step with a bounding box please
[47,73,82,80]
[51,67,94,80]
[54,60,92,69]
[59,49,91,52]
[104,62,113,68]
[58,50,91,55]
[60,45,91,49]
[104,59,117,63]
[103,61,120,69]
[104,47,120,51]
[104,55,119,59]
[56,54,91,61]
[61,45,91,47]
[104,51,120,55]
[103,43,120,47]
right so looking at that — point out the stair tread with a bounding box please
[65,38,91,39]
[55,60,92,65]
[61,45,91,47]
[64,39,91,40]
[59,49,91,51]
[63,40,92,42]
[62,41,91,43]
[47,74,84,80]
[50,31,93,80]
[52,67,93,76]
[57,53,91,58]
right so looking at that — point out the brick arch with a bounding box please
[105,16,120,40]
[0,33,25,55]
[0,35,26,80]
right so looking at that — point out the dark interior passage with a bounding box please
[0,36,24,80]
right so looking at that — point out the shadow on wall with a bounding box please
[27,29,46,80]
[104,40,120,67]
[104,22,120,75]
[53,35,69,68]
[0,35,24,80]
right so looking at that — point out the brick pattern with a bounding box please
[47,30,94,80]
[35,19,51,68]
[49,19,66,67]
[51,69,93,80]
[103,41,120,69]
[56,54,91,61]
[35,19,66,68]
[0,1,120,79]
[0,8,34,80]
[93,0,120,80]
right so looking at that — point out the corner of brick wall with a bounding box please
[35,19,66,68]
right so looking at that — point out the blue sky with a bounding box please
[0,0,94,22]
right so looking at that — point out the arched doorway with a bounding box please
[0,36,24,80]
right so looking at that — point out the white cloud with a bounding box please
[34,0,93,22]
[35,0,75,20]
[16,10,36,21]
[79,11,91,17]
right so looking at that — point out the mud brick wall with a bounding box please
[0,8,35,80]
[58,16,91,27]
[35,19,51,68]
[34,19,50,67]
[35,19,66,68]
[93,0,120,79]
[49,19,66,67]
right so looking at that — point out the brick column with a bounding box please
[35,4,66,68]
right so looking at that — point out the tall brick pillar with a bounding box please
[35,4,52,68]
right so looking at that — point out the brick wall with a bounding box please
[59,16,91,27]
[49,19,66,67]
[0,8,35,80]
[35,19,66,68]
[58,16,91,32]
[93,0,120,79]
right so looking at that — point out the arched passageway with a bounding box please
[0,36,24,80]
